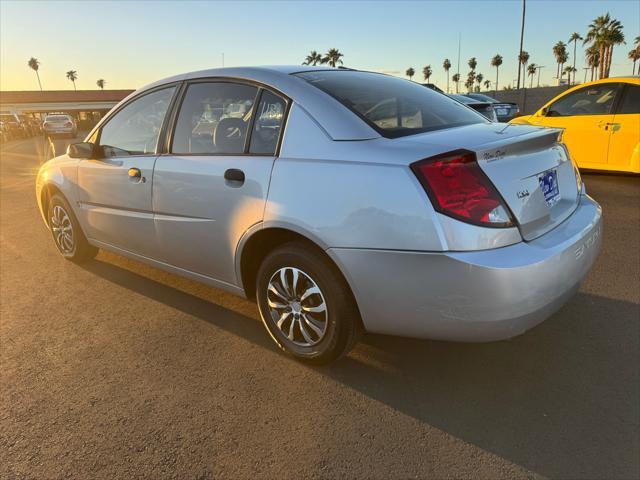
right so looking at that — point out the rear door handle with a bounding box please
[224,168,245,184]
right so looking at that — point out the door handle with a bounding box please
[128,167,145,183]
[605,122,621,132]
[224,168,245,184]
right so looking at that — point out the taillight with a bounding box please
[411,150,514,228]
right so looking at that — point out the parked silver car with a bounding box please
[43,113,77,138]
[36,67,602,364]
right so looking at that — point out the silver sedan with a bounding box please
[36,66,602,364]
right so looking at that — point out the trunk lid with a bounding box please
[399,123,580,240]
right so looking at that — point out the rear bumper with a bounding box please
[329,195,602,342]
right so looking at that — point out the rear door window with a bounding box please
[249,90,287,155]
[616,84,640,114]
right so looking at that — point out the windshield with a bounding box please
[295,70,485,138]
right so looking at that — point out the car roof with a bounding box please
[124,66,379,141]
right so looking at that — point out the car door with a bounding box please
[529,83,623,170]
[76,86,177,257]
[608,83,640,173]
[152,81,288,285]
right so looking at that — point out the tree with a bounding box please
[630,47,640,75]
[451,73,461,93]
[483,79,491,90]
[475,73,484,92]
[518,50,529,88]
[322,48,344,67]
[557,51,569,83]
[465,71,476,92]
[527,63,537,88]
[406,67,415,80]
[96,79,106,90]
[467,57,477,71]
[585,44,600,81]
[568,32,583,84]
[422,65,433,83]
[490,54,503,94]
[66,70,78,91]
[563,65,577,84]
[443,58,452,93]
[602,18,625,78]
[27,57,42,91]
[553,41,568,84]
[303,50,323,66]
[585,13,613,79]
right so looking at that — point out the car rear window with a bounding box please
[46,115,70,121]
[295,70,485,138]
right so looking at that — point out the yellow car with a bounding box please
[510,77,639,173]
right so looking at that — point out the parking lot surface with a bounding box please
[1,136,639,479]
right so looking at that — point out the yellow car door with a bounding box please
[607,83,640,173]
[526,82,623,170]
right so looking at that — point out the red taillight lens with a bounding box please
[411,150,514,227]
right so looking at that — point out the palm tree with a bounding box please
[475,73,484,92]
[27,57,42,91]
[322,48,344,67]
[630,47,640,75]
[465,71,476,92]
[553,41,568,84]
[96,79,106,90]
[467,57,477,71]
[451,73,461,93]
[585,44,600,81]
[558,52,569,83]
[490,54,503,94]
[443,58,452,93]
[422,65,433,83]
[568,32,583,84]
[563,65,577,84]
[66,70,78,90]
[406,67,415,80]
[602,18,625,78]
[483,79,491,90]
[527,63,537,87]
[518,50,529,88]
[585,14,610,79]
[303,50,323,66]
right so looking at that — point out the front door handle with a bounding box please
[128,167,145,183]
[605,122,621,132]
[224,168,245,184]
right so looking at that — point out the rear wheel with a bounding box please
[47,193,98,262]
[256,242,361,364]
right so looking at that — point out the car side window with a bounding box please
[546,83,621,117]
[172,82,259,155]
[98,87,175,157]
[616,85,640,114]
[249,90,287,155]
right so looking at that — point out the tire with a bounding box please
[47,193,98,262]
[256,241,362,364]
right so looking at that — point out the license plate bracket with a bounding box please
[538,168,560,206]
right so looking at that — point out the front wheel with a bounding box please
[256,242,362,364]
[47,193,98,262]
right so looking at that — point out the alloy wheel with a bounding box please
[51,205,74,254]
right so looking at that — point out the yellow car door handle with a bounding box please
[606,123,621,132]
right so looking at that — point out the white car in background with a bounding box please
[43,114,77,138]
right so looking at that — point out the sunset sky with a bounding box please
[1,0,638,92]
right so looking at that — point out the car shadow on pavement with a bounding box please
[81,258,639,479]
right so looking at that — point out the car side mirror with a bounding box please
[540,107,549,116]
[67,142,97,159]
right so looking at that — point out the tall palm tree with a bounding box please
[467,57,477,71]
[602,18,625,78]
[422,65,433,83]
[96,79,106,90]
[568,32,583,84]
[558,52,569,83]
[553,41,567,83]
[490,54,503,94]
[527,63,537,87]
[475,73,484,92]
[66,70,78,90]
[629,47,640,75]
[518,50,529,88]
[303,50,323,66]
[322,48,344,67]
[483,79,491,90]
[465,71,476,92]
[584,13,610,79]
[451,73,461,93]
[585,44,600,81]
[27,57,42,91]
[443,58,452,93]
[406,67,415,80]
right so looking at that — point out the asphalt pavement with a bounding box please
[1,135,638,479]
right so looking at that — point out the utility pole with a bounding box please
[583,67,589,83]
[536,65,545,87]
[222,53,225,67]
[456,32,461,79]
[516,0,526,89]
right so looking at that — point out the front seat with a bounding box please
[213,117,246,153]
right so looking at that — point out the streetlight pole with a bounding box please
[516,0,526,89]
[583,67,589,83]
[536,65,545,87]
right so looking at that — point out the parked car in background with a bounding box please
[449,94,497,121]
[43,114,77,138]
[510,77,639,173]
[37,67,601,364]
[0,113,25,139]
[422,83,444,93]
[464,93,520,122]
